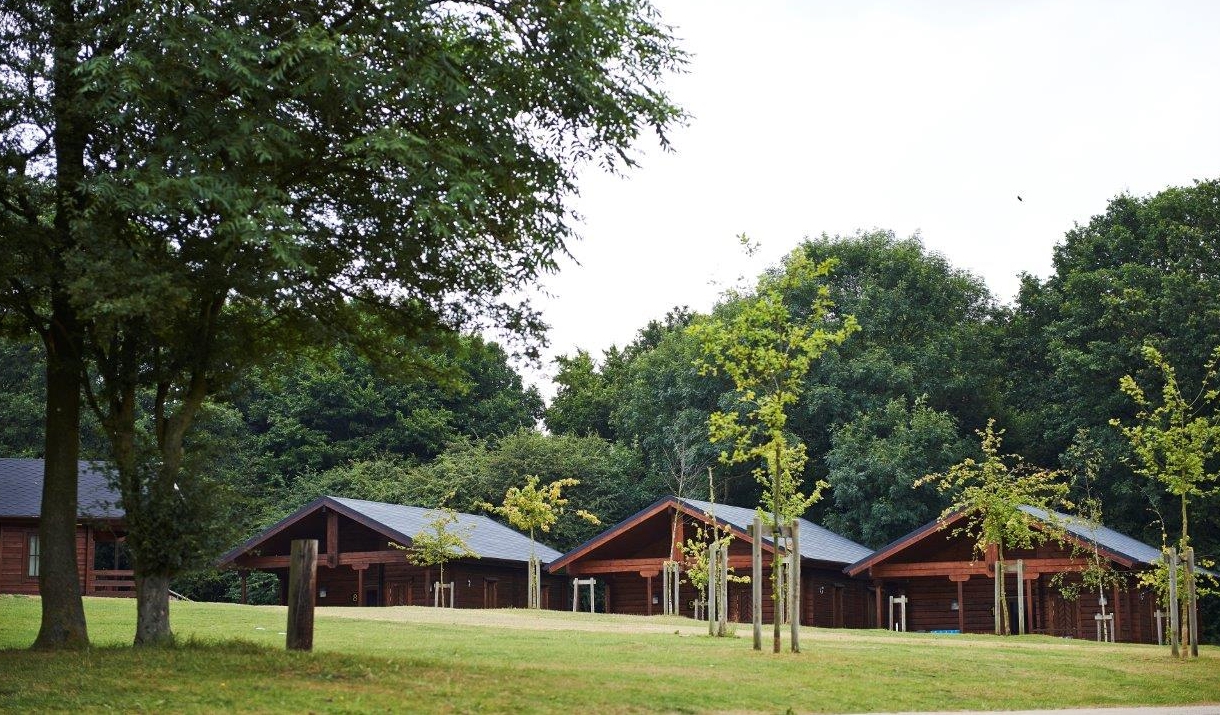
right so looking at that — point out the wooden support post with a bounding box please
[286,539,318,651]
[356,566,365,607]
[1167,550,1180,657]
[790,519,800,653]
[646,573,653,617]
[875,583,884,629]
[326,509,338,569]
[1025,577,1035,635]
[1112,581,1122,643]
[1154,608,1165,646]
[1187,547,1199,658]
[751,519,762,650]
[1016,559,1025,636]
[240,570,248,605]
[588,578,596,614]
[572,578,579,612]
[956,578,965,634]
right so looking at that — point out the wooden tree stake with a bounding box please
[1016,559,1025,636]
[789,519,800,653]
[751,518,762,651]
[1186,547,1198,658]
[286,539,318,651]
[1167,549,1180,657]
[707,542,718,636]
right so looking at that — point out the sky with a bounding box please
[516,0,1220,401]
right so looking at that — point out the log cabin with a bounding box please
[845,506,1169,642]
[218,496,567,609]
[0,458,132,596]
[547,496,877,627]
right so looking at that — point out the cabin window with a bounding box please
[27,533,40,578]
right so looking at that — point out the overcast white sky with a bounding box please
[518,1,1220,401]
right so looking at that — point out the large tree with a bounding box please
[1,0,684,646]
[1004,180,1220,544]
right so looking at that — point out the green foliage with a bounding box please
[915,419,1071,561]
[241,338,542,484]
[691,244,859,525]
[545,349,625,439]
[394,507,479,587]
[825,397,971,547]
[1051,433,1127,603]
[1004,180,1220,539]
[678,522,748,602]
[484,475,600,545]
[1111,344,1220,548]
[794,231,1003,438]
[1,0,685,642]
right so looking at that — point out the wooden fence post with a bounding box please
[751,518,762,651]
[286,539,318,651]
[789,519,800,653]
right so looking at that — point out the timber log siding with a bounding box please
[847,507,1169,643]
[219,496,565,609]
[548,496,873,626]
[0,458,132,597]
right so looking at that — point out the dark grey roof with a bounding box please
[678,497,873,565]
[1019,505,1165,566]
[0,458,123,520]
[331,497,561,564]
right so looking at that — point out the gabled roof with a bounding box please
[219,496,561,566]
[547,495,872,573]
[1018,506,1164,566]
[0,458,123,520]
[677,498,874,565]
[846,506,1165,577]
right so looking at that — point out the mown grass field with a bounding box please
[1,595,1217,713]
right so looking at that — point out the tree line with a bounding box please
[4,180,1217,639]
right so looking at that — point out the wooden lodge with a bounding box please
[219,496,567,609]
[547,496,876,627]
[0,458,133,597]
[845,506,1166,642]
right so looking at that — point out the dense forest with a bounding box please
[2,180,1218,625]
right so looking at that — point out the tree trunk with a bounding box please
[32,303,89,651]
[34,0,91,653]
[134,573,173,646]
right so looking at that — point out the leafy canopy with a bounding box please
[397,507,479,576]
[690,244,859,524]
[1111,344,1220,547]
[916,419,1071,560]
[484,475,600,544]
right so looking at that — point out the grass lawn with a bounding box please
[1,596,1217,713]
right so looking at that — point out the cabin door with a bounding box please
[483,578,499,608]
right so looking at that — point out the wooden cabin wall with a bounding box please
[0,520,93,596]
[599,564,867,628]
[307,558,565,610]
[884,571,1155,643]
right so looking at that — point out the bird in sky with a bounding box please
[1017,195,1024,202]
